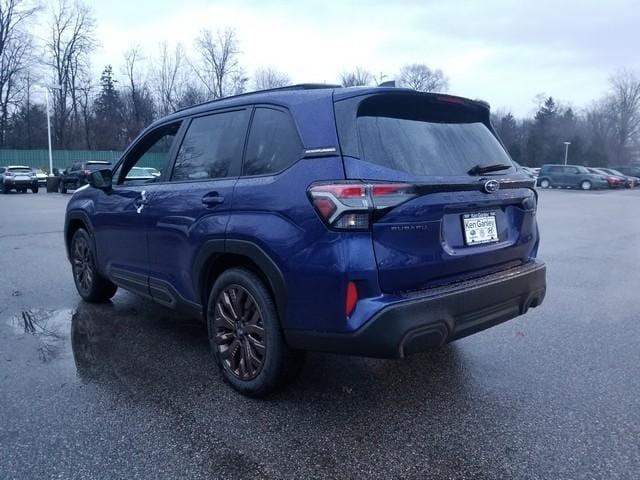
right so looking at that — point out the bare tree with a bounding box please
[607,69,640,163]
[0,0,38,147]
[193,28,243,99]
[153,41,190,115]
[76,71,93,148]
[399,64,449,92]
[122,46,155,141]
[45,0,96,148]
[340,67,373,87]
[253,66,289,90]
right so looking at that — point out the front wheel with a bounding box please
[580,180,592,190]
[207,268,304,397]
[70,228,118,302]
[539,178,551,188]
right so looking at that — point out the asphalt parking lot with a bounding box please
[1,188,639,479]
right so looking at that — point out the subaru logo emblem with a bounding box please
[484,180,500,193]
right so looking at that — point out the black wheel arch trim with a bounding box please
[192,238,287,322]
[64,210,96,261]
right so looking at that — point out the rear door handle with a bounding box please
[202,192,224,207]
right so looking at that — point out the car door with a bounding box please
[564,166,580,187]
[68,163,81,185]
[145,108,251,308]
[91,121,183,296]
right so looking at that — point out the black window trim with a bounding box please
[111,119,187,187]
[164,106,252,185]
[239,104,305,179]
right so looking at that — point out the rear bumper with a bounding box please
[3,179,37,187]
[285,261,546,358]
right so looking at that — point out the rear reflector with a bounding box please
[345,281,358,317]
[309,182,417,230]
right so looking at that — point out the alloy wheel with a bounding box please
[213,285,266,380]
[72,236,94,294]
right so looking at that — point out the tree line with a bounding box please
[0,0,638,167]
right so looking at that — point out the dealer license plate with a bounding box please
[462,212,499,245]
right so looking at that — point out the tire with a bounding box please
[60,181,67,194]
[70,228,118,302]
[32,185,39,194]
[2,184,9,194]
[539,178,550,188]
[580,180,592,191]
[18,187,27,193]
[206,268,304,397]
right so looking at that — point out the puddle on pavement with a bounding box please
[8,308,75,362]
[4,301,210,389]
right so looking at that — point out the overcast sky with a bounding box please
[86,0,639,116]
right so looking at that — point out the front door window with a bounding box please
[115,122,181,185]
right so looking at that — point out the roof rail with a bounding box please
[173,83,342,114]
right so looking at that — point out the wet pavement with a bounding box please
[1,189,639,479]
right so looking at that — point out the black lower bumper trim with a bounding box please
[285,261,546,358]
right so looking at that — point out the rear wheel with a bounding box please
[31,185,39,194]
[539,178,550,188]
[70,228,118,302]
[207,268,304,397]
[580,180,592,190]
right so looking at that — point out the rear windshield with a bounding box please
[8,167,32,173]
[86,162,111,170]
[338,93,515,177]
[358,118,513,176]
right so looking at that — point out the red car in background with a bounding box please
[588,168,626,188]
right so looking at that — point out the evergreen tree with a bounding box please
[93,66,124,149]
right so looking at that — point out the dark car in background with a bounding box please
[0,165,39,193]
[64,85,546,396]
[59,161,112,193]
[612,165,640,178]
[537,164,608,190]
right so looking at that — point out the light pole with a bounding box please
[563,141,571,165]
[39,84,62,176]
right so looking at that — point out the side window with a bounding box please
[116,122,181,185]
[171,109,250,182]
[548,166,562,173]
[567,167,579,174]
[243,108,302,176]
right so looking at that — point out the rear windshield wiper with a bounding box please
[467,163,512,175]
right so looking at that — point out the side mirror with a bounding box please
[88,169,113,190]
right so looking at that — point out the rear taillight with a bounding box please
[345,281,358,317]
[308,182,416,230]
[81,169,91,176]
[4,171,13,177]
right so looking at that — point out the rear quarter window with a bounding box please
[242,107,302,176]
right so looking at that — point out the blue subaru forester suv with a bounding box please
[65,85,546,396]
